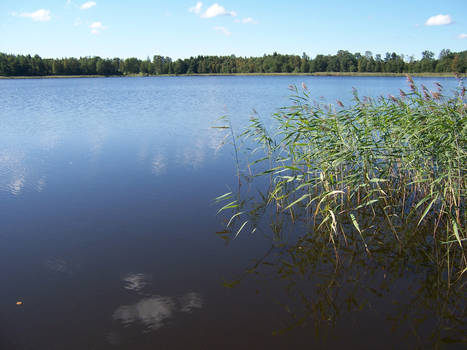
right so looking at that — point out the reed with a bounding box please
[218,76,466,280]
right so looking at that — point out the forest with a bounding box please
[0,49,466,76]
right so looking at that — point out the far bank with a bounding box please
[1,72,465,79]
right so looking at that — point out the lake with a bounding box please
[0,76,464,349]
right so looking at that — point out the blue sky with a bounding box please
[1,0,466,59]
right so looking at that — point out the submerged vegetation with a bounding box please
[217,75,466,279]
[0,49,466,77]
[215,76,466,344]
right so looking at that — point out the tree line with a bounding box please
[0,49,466,76]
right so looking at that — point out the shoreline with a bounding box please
[0,72,464,79]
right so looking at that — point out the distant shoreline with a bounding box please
[0,72,464,79]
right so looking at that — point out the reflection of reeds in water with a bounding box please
[218,76,466,280]
[222,225,467,346]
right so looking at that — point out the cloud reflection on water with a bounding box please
[8,175,25,195]
[122,273,151,292]
[35,176,46,192]
[43,257,69,273]
[113,273,204,333]
[113,292,203,332]
[151,153,167,175]
[179,291,203,313]
[113,295,176,331]
[0,150,27,195]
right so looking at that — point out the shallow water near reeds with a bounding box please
[0,76,464,349]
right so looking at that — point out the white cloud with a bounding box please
[458,33,467,39]
[90,21,103,29]
[242,17,257,24]
[425,14,452,26]
[214,26,231,36]
[189,2,203,14]
[89,21,105,34]
[190,3,236,18]
[17,9,51,22]
[80,1,96,10]
[201,3,236,18]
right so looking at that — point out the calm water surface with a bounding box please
[0,76,463,349]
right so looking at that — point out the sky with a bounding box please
[0,0,466,60]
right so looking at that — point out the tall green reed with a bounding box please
[218,76,466,279]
